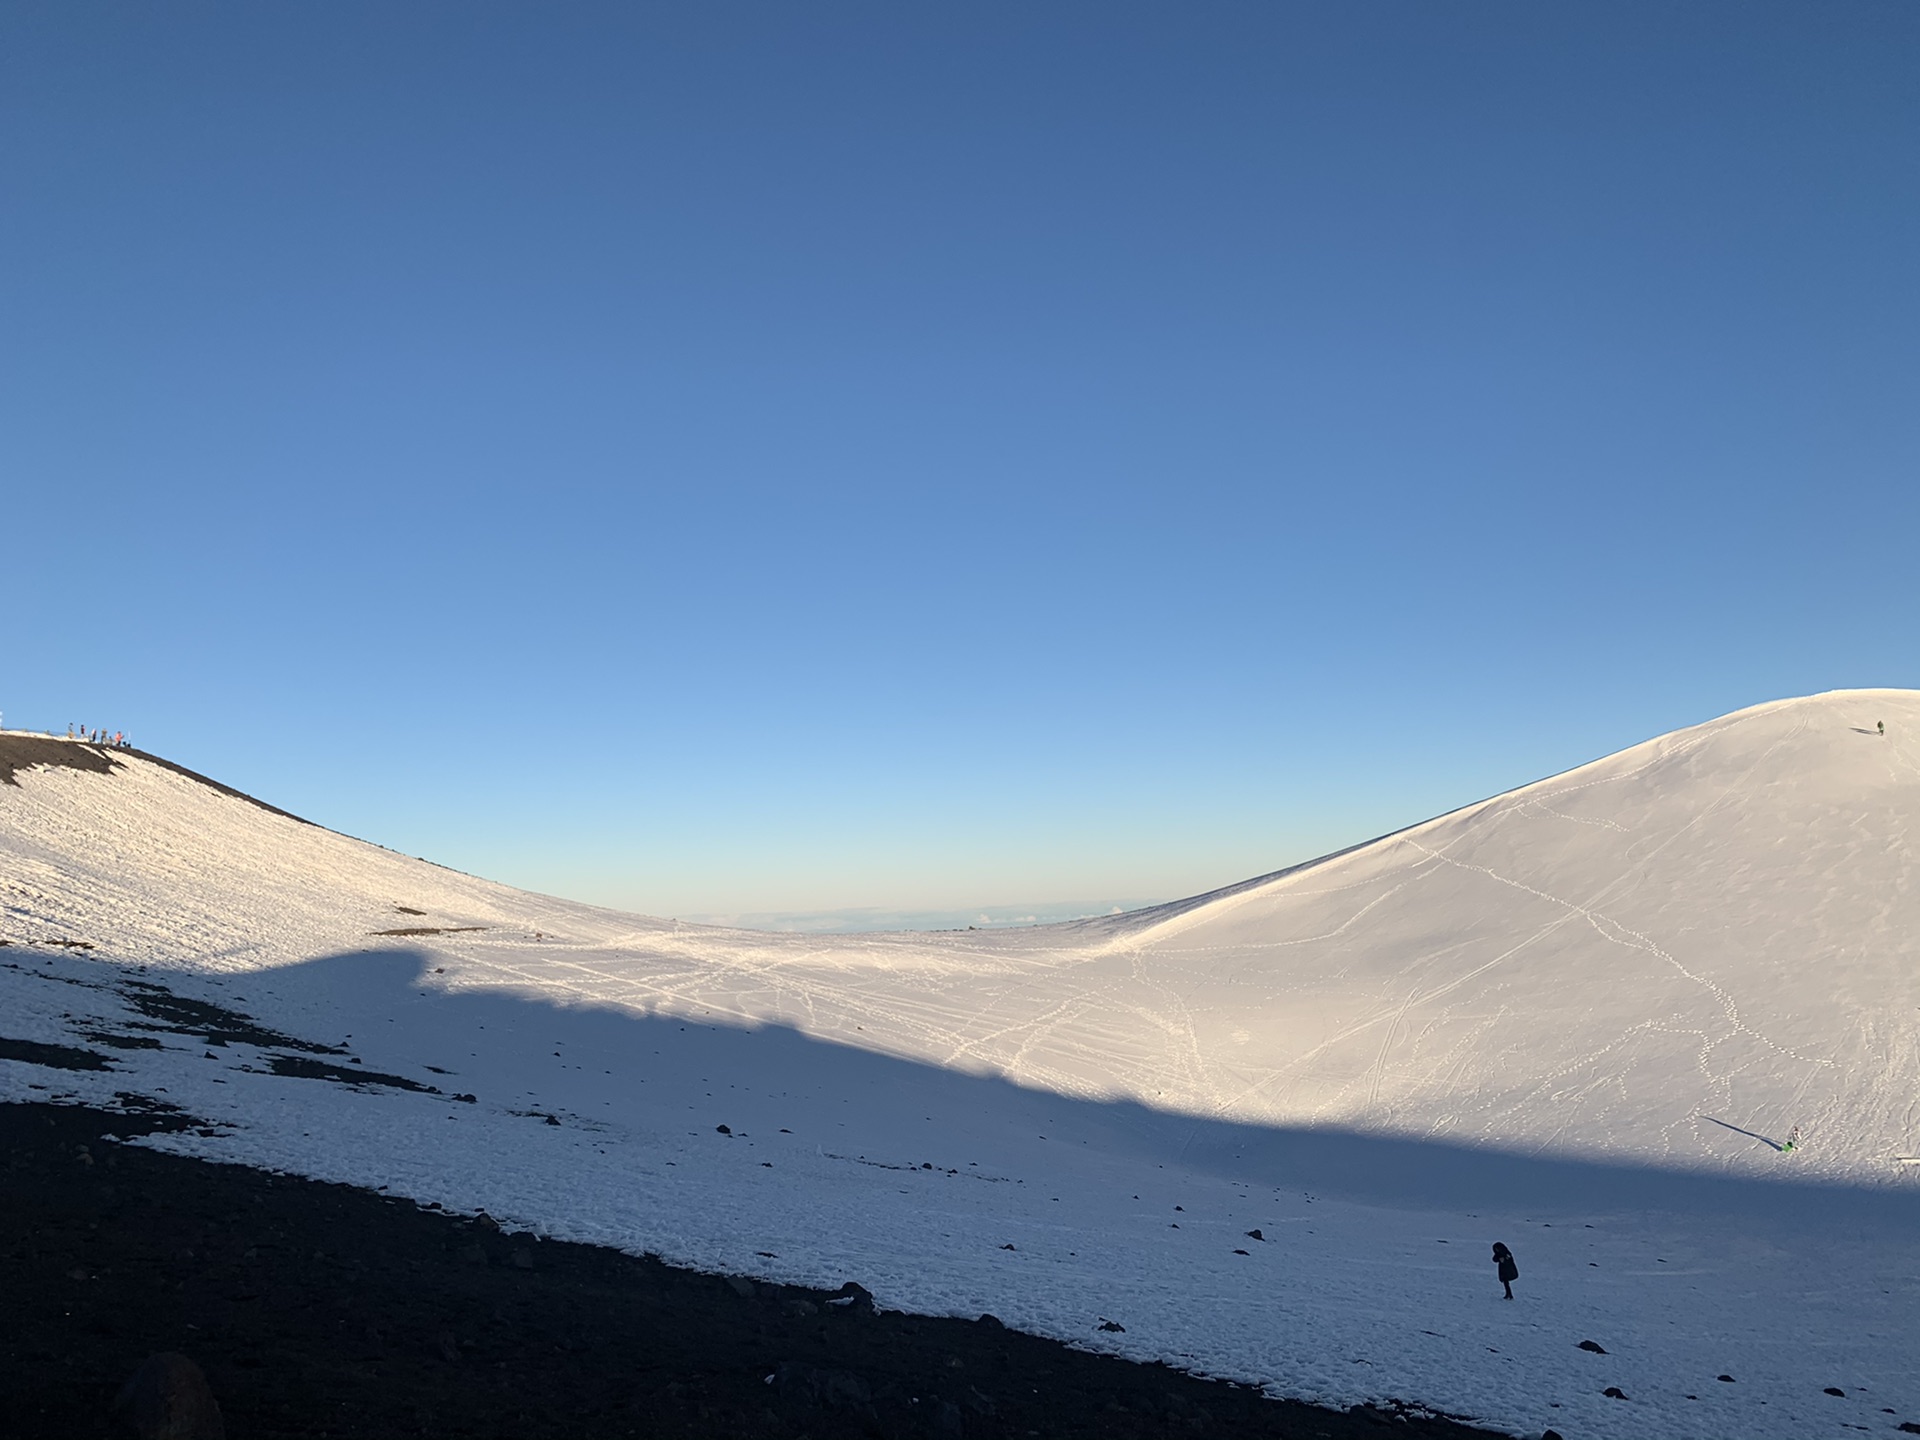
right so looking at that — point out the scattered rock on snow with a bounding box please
[715,1124,731,1135]
[1098,1319,1126,1333]
[1718,1374,1735,1382]
[1245,1228,1264,1241]
[1577,1339,1608,1354]
[1824,1386,1846,1396]
[114,1352,226,1440]
[1603,1386,1628,1399]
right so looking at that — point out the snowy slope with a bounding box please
[4,689,1919,1440]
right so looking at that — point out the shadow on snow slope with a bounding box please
[14,943,1920,1230]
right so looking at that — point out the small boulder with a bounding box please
[1097,1319,1126,1333]
[114,1352,225,1440]
[1577,1339,1608,1354]
[824,1281,873,1315]
[1717,1374,1735,1383]
[1245,1228,1264,1241]
[1824,1387,1845,1397]
[1603,1386,1628,1400]
[715,1124,731,1135]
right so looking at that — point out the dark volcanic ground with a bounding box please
[0,1100,1510,1440]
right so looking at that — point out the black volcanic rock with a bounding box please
[114,1352,225,1440]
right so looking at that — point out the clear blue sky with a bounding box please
[3,3,1915,926]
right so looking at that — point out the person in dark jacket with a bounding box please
[1492,1242,1518,1300]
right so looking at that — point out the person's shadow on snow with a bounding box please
[1701,1116,1785,1152]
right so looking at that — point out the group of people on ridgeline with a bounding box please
[67,724,131,748]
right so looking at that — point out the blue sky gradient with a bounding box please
[3,3,1915,924]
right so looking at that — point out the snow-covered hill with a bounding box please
[4,689,1919,1439]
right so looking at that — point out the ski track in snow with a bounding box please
[4,689,1920,1440]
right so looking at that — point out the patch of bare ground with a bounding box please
[369,926,487,938]
[0,735,124,786]
[0,733,311,823]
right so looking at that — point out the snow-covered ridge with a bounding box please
[6,690,1918,1180]
[5,693,1919,1440]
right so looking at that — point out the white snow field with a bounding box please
[4,688,1919,1439]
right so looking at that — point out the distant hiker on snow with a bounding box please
[1492,1242,1518,1300]
[1879,721,1886,736]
